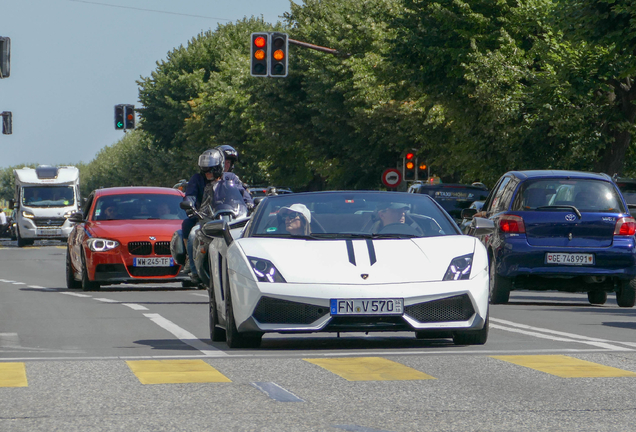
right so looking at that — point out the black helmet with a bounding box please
[216,145,239,172]
[198,148,224,178]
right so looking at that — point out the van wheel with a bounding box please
[587,291,607,305]
[16,228,30,247]
[617,279,636,308]
[489,258,511,304]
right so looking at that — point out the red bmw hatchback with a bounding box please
[66,187,188,290]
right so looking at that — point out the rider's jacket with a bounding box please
[184,173,210,210]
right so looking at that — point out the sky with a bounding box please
[0,0,292,169]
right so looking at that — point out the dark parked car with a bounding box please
[614,177,636,210]
[463,170,636,307]
[408,182,489,222]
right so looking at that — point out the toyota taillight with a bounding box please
[614,217,636,236]
[499,214,526,234]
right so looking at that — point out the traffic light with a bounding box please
[418,162,427,180]
[1,111,12,135]
[124,105,135,129]
[404,152,415,181]
[269,32,288,77]
[0,36,10,79]
[114,105,125,130]
[251,32,268,77]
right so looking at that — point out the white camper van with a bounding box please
[12,166,80,247]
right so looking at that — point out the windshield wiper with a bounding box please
[536,205,582,219]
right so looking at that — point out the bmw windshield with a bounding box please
[248,191,460,239]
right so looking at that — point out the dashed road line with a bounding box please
[251,382,304,402]
[491,317,634,351]
[61,292,92,298]
[122,303,148,311]
[126,359,231,384]
[143,313,227,357]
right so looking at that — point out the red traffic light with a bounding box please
[254,36,266,48]
[405,152,414,160]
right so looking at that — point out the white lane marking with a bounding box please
[61,292,92,298]
[27,285,46,289]
[190,293,209,297]
[122,303,148,311]
[251,382,304,402]
[12,282,25,285]
[143,313,227,357]
[94,298,119,303]
[0,280,15,283]
[491,318,633,351]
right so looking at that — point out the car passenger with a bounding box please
[102,205,119,220]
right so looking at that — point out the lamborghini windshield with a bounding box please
[249,191,460,239]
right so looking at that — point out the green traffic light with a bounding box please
[116,121,123,129]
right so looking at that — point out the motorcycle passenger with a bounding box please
[215,145,254,210]
[182,148,225,283]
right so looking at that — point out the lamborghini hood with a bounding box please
[236,236,478,284]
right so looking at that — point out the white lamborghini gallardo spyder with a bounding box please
[200,191,494,348]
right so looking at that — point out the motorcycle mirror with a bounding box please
[180,201,194,210]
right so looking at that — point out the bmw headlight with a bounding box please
[87,238,119,252]
[248,257,286,283]
[443,254,473,281]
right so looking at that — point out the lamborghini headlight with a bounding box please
[87,238,119,252]
[443,254,473,281]
[248,257,286,283]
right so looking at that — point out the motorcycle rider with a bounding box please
[182,148,225,283]
[215,144,254,209]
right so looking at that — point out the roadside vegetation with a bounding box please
[1,0,635,199]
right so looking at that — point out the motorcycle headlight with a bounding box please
[87,238,119,252]
[248,257,286,283]
[22,211,35,219]
[443,254,473,281]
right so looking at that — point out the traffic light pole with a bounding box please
[288,39,350,58]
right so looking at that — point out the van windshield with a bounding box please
[22,186,75,207]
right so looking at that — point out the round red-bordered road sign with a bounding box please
[382,168,402,189]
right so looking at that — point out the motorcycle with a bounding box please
[170,177,250,288]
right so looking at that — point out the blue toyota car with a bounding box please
[464,170,636,307]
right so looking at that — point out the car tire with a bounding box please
[209,282,226,342]
[616,279,636,308]
[225,282,261,349]
[453,315,489,345]
[489,257,511,304]
[65,248,82,289]
[81,251,100,291]
[587,290,607,305]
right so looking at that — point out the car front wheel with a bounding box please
[209,282,226,342]
[489,257,511,304]
[616,279,636,308]
[66,249,82,289]
[225,283,261,349]
[81,251,100,291]
[453,315,489,345]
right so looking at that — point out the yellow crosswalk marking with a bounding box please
[0,363,28,387]
[491,355,636,378]
[304,357,435,381]
[126,360,231,384]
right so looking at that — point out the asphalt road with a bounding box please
[1,239,636,431]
